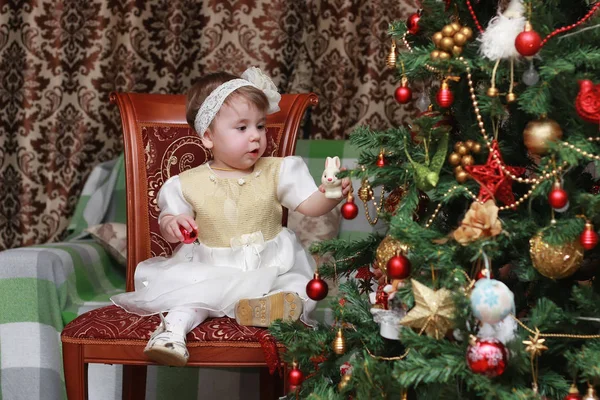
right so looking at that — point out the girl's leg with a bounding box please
[164,308,209,336]
[144,308,209,366]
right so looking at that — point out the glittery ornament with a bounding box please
[576,80,600,124]
[530,232,584,279]
[400,279,455,339]
[465,140,525,205]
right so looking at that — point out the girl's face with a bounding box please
[202,95,267,172]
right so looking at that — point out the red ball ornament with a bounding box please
[341,194,359,220]
[580,222,599,250]
[179,226,198,244]
[394,80,413,104]
[306,272,329,301]
[406,12,421,35]
[288,363,304,386]
[563,384,582,400]
[548,182,569,210]
[386,254,411,280]
[466,337,508,377]
[515,22,542,57]
[436,82,454,108]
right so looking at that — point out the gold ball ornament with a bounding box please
[451,22,462,32]
[448,152,462,166]
[454,165,464,174]
[332,328,346,355]
[487,87,499,97]
[358,180,374,202]
[438,51,451,61]
[430,50,440,60]
[461,154,474,167]
[529,232,584,279]
[460,26,474,40]
[506,92,518,103]
[452,45,463,56]
[454,141,465,152]
[453,32,467,46]
[441,24,456,37]
[523,118,563,155]
[471,142,482,153]
[338,374,352,391]
[375,235,410,277]
[440,37,455,51]
[456,170,469,183]
[432,32,444,46]
[457,144,468,156]
[465,140,475,150]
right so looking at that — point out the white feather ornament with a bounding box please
[478,0,526,60]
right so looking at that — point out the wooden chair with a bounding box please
[61,92,318,400]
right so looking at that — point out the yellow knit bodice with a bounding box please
[178,157,284,248]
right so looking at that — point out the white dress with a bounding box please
[111,156,319,324]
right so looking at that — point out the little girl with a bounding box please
[111,67,351,367]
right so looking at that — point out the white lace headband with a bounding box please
[193,67,281,137]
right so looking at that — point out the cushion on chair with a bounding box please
[61,305,282,372]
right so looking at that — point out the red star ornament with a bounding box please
[464,141,525,206]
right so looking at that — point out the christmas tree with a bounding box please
[271,1,600,399]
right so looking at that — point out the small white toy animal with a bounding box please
[322,156,343,199]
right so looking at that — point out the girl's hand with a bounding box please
[160,214,198,243]
[340,177,352,197]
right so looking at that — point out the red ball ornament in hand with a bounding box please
[341,193,359,220]
[386,254,411,280]
[515,22,542,57]
[436,82,454,108]
[466,337,508,377]
[306,272,329,301]
[548,181,569,210]
[580,222,599,250]
[406,12,421,35]
[288,363,304,386]
[179,226,198,244]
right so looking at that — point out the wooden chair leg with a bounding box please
[122,365,147,400]
[62,342,88,400]
[259,367,285,400]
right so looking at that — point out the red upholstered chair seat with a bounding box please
[63,305,279,344]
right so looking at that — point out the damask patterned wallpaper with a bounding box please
[0,0,417,250]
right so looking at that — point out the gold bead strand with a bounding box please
[457,56,568,185]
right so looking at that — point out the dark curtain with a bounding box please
[0,0,418,249]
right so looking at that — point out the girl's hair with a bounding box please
[185,72,270,131]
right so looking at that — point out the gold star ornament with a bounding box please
[523,328,548,358]
[399,279,455,339]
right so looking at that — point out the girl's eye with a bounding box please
[257,124,266,130]
[237,126,247,131]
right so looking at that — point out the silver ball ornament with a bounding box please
[522,63,539,86]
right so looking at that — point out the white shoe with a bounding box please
[144,315,189,367]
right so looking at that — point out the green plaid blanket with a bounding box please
[0,140,371,400]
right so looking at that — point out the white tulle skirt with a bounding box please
[111,228,317,324]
